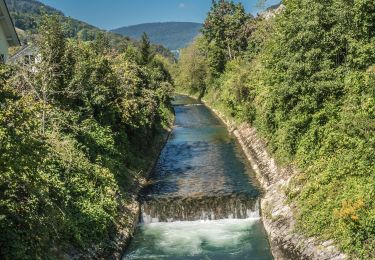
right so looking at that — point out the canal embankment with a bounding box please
[206,103,347,260]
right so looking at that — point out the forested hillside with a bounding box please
[5,0,174,58]
[112,22,203,50]
[0,13,174,259]
[175,0,375,258]
[6,0,125,44]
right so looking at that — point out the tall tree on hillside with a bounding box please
[140,32,153,65]
[202,0,251,73]
[37,14,66,91]
[25,14,67,134]
[94,32,110,54]
[12,14,81,134]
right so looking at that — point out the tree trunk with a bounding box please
[227,44,233,60]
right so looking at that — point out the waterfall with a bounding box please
[140,194,260,224]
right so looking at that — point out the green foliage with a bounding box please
[176,0,375,258]
[0,12,174,259]
[140,33,153,66]
[202,0,252,72]
[174,36,208,98]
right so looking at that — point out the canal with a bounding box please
[124,95,273,259]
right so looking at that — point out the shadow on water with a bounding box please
[124,95,273,260]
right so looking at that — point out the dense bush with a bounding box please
[0,14,174,259]
[176,0,374,258]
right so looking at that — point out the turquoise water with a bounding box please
[123,95,273,260]
[125,218,272,260]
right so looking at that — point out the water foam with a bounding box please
[124,218,272,259]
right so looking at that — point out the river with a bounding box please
[123,95,273,259]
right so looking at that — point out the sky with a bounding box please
[38,0,280,30]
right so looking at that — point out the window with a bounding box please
[0,54,5,64]
[24,55,30,64]
[24,55,35,65]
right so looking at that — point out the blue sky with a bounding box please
[39,0,280,30]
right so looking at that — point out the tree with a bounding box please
[1,14,175,259]
[176,37,208,98]
[37,14,66,134]
[94,31,110,55]
[202,0,251,73]
[140,32,153,65]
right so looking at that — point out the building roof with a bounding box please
[0,0,20,47]
[8,44,38,63]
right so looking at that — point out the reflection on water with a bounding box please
[171,95,200,106]
[124,95,273,260]
[145,98,259,198]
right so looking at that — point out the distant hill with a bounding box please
[5,0,174,58]
[5,0,121,43]
[112,22,203,50]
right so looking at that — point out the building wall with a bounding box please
[0,23,10,62]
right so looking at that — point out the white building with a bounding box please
[0,0,20,63]
[8,45,39,65]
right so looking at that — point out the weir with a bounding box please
[124,95,273,259]
[140,195,260,224]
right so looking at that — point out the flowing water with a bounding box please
[123,95,273,259]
